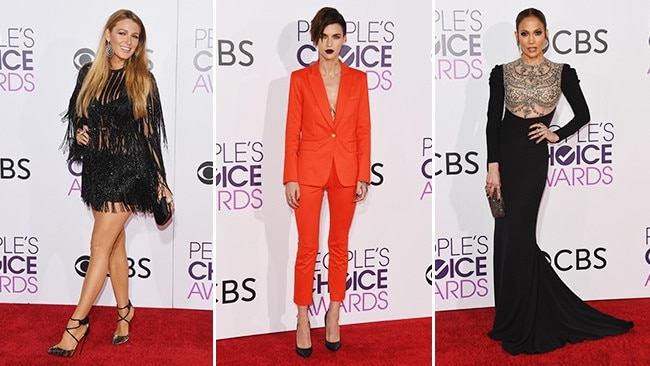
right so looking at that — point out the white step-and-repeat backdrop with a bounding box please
[215,1,432,339]
[435,1,650,311]
[0,0,212,310]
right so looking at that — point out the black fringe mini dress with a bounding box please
[485,58,633,355]
[63,63,168,214]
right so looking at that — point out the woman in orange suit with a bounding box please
[283,7,371,359]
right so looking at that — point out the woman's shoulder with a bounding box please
[80,62,92,71]
[291,63,314,77]
[489,64,504,79]
[73,62,92,83]
[342,62,365,75]
[78,62,92,76]
[147,69,157,81]
[341,63,368,85]
[538,59,576,79]
[543,58,567,73]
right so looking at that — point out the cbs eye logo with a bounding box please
[75,255,152,278]
[73,48,155,70]
[73,48,95,70]
[197,161,213,185]
[425,264,432,286]
[74,255,92,277]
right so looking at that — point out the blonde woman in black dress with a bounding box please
[485,7,632,355]
[48,9,172,357]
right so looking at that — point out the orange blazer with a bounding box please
[283,60,371,187]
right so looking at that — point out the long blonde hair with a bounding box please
[76,9,152,120]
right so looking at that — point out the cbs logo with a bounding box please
[0,158,30,180]
[542,248,606,271]
[75,255,152,278]
[216,40,254,67]
[551,29,608,55]
[73,48,154,70]
[216,278,256,304]
[434,151,479,176]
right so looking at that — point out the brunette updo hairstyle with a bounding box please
[515,8,547,31]
[310,7,346,46]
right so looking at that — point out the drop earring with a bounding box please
[106,41,114,58]
[130,53,136,63]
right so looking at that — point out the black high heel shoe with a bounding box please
[47,316,90,357]
[324,310,341,352]
[296,320,312,358]
[112,300,134,345]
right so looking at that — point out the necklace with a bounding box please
[515,58,548,73]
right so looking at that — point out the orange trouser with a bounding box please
[293,163,357,306]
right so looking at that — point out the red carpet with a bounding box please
[436,298,646,365]
[0,303,211,366]
[216,317,432,365]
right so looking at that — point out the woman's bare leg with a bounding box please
[326,301,341,343]
[296,305,311,349]
[52,209,131,350]
[108,227,134,337]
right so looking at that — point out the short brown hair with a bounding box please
[310,7,346,46]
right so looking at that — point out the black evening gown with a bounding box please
[485,61,633,355]
[62,63,168,214]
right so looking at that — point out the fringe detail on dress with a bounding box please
[61,63,169,215]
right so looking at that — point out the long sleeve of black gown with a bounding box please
[554,64,590,141]
[485,65,504,164]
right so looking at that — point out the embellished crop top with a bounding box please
[485,58,591,163]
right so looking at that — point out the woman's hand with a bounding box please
[528,123,559,144]
[354,181,369,202]
[75,125,90,146]
[486,162,502,200]
[285,181,300,209]
[160,185,175,211]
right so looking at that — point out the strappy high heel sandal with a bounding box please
[112,300,134,345]
[47,316,90,357]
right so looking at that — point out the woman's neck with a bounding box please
[520,55,545,66]
[110,58,126,70]
[319,58,340,77]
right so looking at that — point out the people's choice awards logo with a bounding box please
[0,235,39,294]
[208,141,264,211]
[434,9,483,80]
[187,241,215,301]
[192,28,214,93]
[435,234,489,301]
[0,26,35,92]
[309,247,390,315]
[421,137,434,200]
[547,122,615,187]
[643,227,650,287]
[295,19,395,91]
